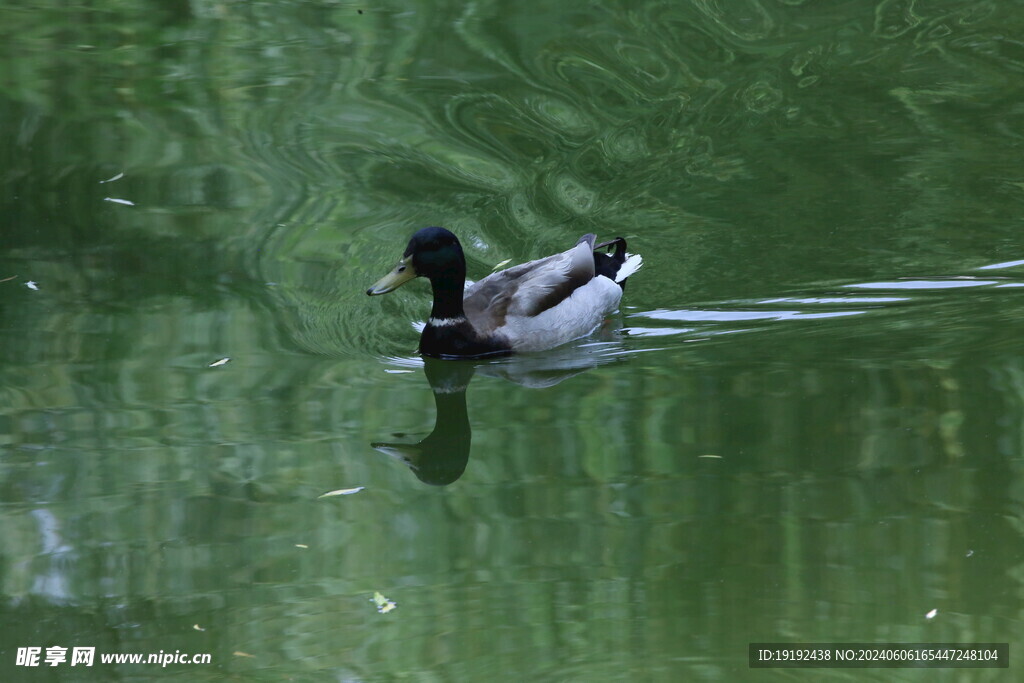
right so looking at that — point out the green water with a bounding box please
[2,0,1024,680]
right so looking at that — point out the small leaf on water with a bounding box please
[318,486,365,498]
[103,197,135,206]
[209,358,231,367]
[233,651,255,658]
[925,608,938,619]
[193,624,205,631]
[99,172,124,184]
[295,544,308,549]
[371,591,397,613]
[491,258,512,271]
[0,275,16,282]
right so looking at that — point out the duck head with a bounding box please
[366,227,466,295]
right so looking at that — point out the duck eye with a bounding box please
[397,265,407,273]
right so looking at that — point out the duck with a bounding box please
[366,227,642,359]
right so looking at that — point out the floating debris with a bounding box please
[295,544,309,549]
[26,281,39,291]
[491,258,512,271]
[233,651,255,658]
[384,369,414,374]
[698,454,722,459]
[318,487,365,498]
[0,275,16,283]
[925,608,938,619]
[192,624,205,632]
[371,591,397,614]
[99,172,124,184]
[966,549,974,557]
[208,358,231,367]
[103,197,135,206]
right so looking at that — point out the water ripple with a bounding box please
[847,278,1000,290]
[204,0,1024,363]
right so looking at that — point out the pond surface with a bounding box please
[2,0,1024,680]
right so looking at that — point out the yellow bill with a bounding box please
[366,257,417,295]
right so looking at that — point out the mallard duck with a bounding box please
[366,227,642,358]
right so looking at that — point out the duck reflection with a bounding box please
[372,341,624,485]
[371,359,474,486]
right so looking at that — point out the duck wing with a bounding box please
[464,235,597,335]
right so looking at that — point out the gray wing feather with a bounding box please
[464,236,597,334]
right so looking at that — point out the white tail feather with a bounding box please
[615,253,643,283]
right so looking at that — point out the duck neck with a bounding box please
[427,269,467,324]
